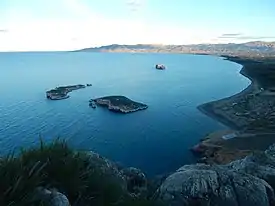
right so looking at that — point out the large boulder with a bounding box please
[34,187,70,206]
[85,151,148,198]
[155,145,275,206]
[228,144,275,189]
[121,167,148,197]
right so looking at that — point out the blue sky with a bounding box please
[0,0,275,51]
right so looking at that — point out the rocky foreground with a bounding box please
[31,143,275,206]
[90,96,148,113]
[156,144,275,206]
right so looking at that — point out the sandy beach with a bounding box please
[197,82,256,131]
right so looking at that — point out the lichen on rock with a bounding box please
[155,144,275,206]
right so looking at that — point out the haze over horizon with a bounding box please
[0,0,275,51]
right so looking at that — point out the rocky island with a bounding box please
[193,55,275,164]
[46,84,90,100]
[90,96,148,113]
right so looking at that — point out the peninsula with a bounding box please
[192,55,275,164]
[46,84,89,100]
[90,96,148,113]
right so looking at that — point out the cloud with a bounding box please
[126,0,144,12]
[5,0,270,51]
[220,33,242,37]
[218,33,275,41]
[236,36,275,40]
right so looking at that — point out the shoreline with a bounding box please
[194,55,275,164]
[196,56,260,131]
[197,83,254,131]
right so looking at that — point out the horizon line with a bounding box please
[1,40,274,53]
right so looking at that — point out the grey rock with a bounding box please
[34,187,70,206]
[228,144,275,189]
[85,151,148,197]
[122,167,148,197]
[156,151,275,206]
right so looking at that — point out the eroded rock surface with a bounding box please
[34,187,70,206]
[85,151,148,198]
[155,144,275,206]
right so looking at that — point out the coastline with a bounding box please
[194,55,275,164]
[197,56,256,131]
[197,83,254,130]
[196,54,263,131]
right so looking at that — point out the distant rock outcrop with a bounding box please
[155,64,166,70]
[155,144,275,206]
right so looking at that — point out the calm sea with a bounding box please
[0,52,250,176]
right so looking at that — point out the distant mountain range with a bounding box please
[76,41,275,57]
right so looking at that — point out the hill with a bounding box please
[76,41,275,57]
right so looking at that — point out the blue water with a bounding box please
[0,52,250,176]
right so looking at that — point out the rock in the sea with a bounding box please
[155,64,166,70]
[91,96,148,113]
[155,145,275,206]
[89,100,96,108]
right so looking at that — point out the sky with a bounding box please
[0,0,275,51]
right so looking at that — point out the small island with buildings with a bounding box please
[89,96,148,113]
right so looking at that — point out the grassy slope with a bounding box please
[0,139,164,206]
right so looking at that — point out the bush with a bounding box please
[0,139,165,206]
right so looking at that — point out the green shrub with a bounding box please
[0,139,165,206]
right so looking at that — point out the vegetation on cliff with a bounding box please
[0,140,163,206]
[3,139,275,206]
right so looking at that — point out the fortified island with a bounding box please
[46,84,92,100]
[90,96,148,113]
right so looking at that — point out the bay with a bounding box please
[0,52,250,176]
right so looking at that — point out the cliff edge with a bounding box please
[155,144,275,206]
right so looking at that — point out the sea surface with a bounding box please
[0,52,250,176]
